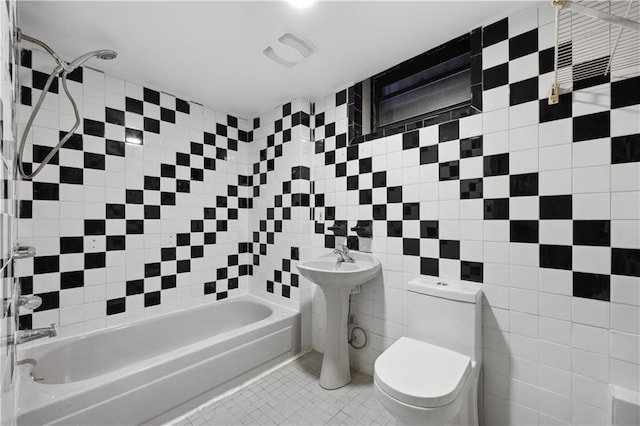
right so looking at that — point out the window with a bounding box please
[371,34,473,130]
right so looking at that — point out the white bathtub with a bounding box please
[17,295,300,425]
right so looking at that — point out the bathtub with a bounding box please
[17,295,300,425]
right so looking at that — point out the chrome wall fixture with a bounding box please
[16,29,117,179]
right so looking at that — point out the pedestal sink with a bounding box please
[296,250,381,389]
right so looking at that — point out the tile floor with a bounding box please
[171,351,394,425]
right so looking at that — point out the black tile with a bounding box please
[161,192,176,205]
[573,111,610,142]
[574,220,610,246]
[612,248,640,277]
[612,134,640,164]
[61,271,84,289]
[144,292,161,307]
[145,262,161,278]
[204,281,216,295]
[126,190,143,204]
[126,279,144,295]
[573,56,610,90]
[440,240,460,260]
[539,47,555,74]
[510,173,538,197]
[33,256,60,275]
[105,107,125,125]
[483,63,509,90]
[177,233,190,246]
[387,186,403,203]
[34,291,59,312]
[19,200,32,219]
[539,94,572,123]
[32,70,58,93]
[21,49,32,67]
[484,198,509,220]
[510,77,538,106]
[60,237,83,254]
[106,203,126,218]
[161,108,175,123]
[509,29,538,60]
[439,161,459,181]
[161,247,176,261]
[387,221,403,237]
[420,221,438,239]
[125,128,143,145]
[85,252,106,269]
[359,158,372,174]
[176,98,190,114]
[372,171,387,188]
[177,260,191,273]
[484,153,509,177]
[540,195,572,219]
[60,166,83,184]
[403,238,420,256]
[106,139,125,157]
[461,261,483,283]
[144,205,160,219]
[540,245,572,270]
[460,178,483,199]
[439,121,459,142]
[144,175,161,190]
[144,117,160,134]
[460,136,483,158]
[611,76,640,109]
[359,189,372,204]
[33,182,60,200]
[33,145,58,165]
[420,145,438,164]
[162,276,177,289]
[420,257,439,276]
[403,203,420,220]
[143,87,160,104]
[20,86,31,106]
[403,130,420,150]
[510,220,539,243]
[573,272,610,301]
[106,235,126,251]
[483,18,508,48]
[373,204,387,220]
[106,298,126,315]
[125,97,143,114]
[84,152,105,170]
[84,219,105,235]
[126,220,144,234]
[336,89,347,106]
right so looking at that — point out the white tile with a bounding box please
[509,311,538,338]
[573,138,611,167]
[539,317,572,345]
[573,165,610,194]
[484,242,509,264]
[484,108,509,134]
[538,268,572,296]
[510,334,539,363]
[572,297,610,328]
[611,105,640,137]
[610,330,640,364]
[539,118,572,147]
[611,358,640,394]
[509,265,538,290]
[539,341,571,370]
[509,5,538,37]
[483,175,510,198]
[510,196,538,220]
[483,86,510,112]
[572,246,611,275]
[509,101,538,129]
[509,242,538,267]
[572,323,609,354]
[459,114,482,138]
[539,169,572,195]
[509,53,539,83]
[611,220,640,249]
[509,149,538,174]
[572,347,609,383]
[509,125,538,152]
[611,163,640,192]
[573,373,610,409]
[510,288,538,314]
[538,389,572,423]
[483,130,509,155]
[572,400,608,426]
[611,191,640,219]
[483,40,509,69]
[611,302,640,334]
[573,193,610,219]
[611,275,640,306]
[572,84,611,116]
[539,364,572,397]
[539,220,572,245]
[539,144,572,171]
[539,292,571,321]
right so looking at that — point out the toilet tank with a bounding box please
[407,277,482,363]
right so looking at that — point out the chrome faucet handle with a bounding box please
[18,295,42,310]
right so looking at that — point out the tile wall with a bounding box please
[16,48,256,335]
[309,4,639,425]
[0,0,18,424]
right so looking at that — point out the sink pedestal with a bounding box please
[319,287,351,389]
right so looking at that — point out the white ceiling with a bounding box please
[18,1,531,119]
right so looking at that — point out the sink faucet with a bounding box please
[333,245,355,263]
[10,324,56,344]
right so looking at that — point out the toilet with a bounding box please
[373,277,482,425]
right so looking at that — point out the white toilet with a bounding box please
[374,277,482,425]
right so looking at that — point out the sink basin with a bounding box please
[296,252,381,289]
[296,250,381,390]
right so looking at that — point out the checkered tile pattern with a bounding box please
[17,49,253,329]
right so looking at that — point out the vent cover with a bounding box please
[263,32,316,67]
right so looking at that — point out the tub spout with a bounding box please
[11,324,56,344]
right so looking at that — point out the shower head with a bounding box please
[67,49,118,71]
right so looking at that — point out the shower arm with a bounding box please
[17,29,72,73]
[17,67,81,180]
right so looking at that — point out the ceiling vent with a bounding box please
[263,32,316,67]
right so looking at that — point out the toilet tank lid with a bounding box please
[408,277,482,303]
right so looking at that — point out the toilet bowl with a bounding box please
[373,278,482,426]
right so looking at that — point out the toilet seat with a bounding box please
[374,337,472,408]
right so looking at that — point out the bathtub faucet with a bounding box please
[333,245,355,263]
[11,323,56,344]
